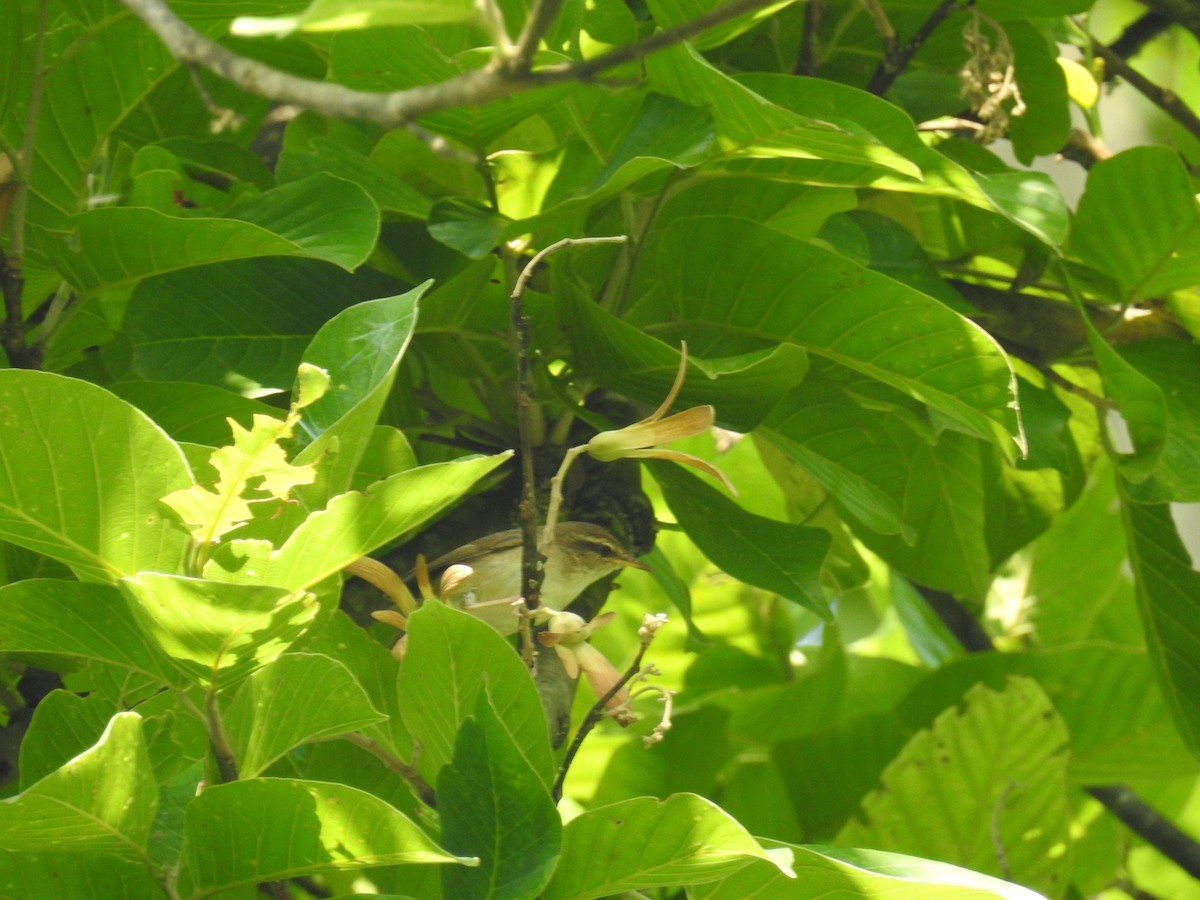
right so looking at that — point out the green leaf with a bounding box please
[4,12,179,233]
[0,851,161,899]
[233,0,481,36]
[629,216,1020,451]
[1072,147,1200,301]
[1118,340,1200,502]
[118,573,320,688]
[206,453,511,591]
[54,174,380,293]
[277,136,432,218]
[693,842,1046,899]
[586,92,715,191]
[292,284,425,507]
[177,778,465,896]
[224,652,387,778]
[19,691,117,790]
[126,257,407,394]
[558,290,809,432]
[428,198,513,259]
[161,405,320,546]
[398,601,554,788]
[838,677,1072,896]
[647,45,921,178]
[297,611,411,756]
[440,692,562,900]
[653,463,830,617]
[1120,495,1200,758]
[647,0,794,50]
[0,579,180,688]
[0,370,192,582]
[0,712,156,857]
[110,381,281,446]
[541,793,782,899]
[731,73,1069,245]
[1075,312,1167,482]
[1005,22,1070,164]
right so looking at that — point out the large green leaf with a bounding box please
[647,0,794,50]
[730,73,1069,246]
[0,579,180,688]
[653,463,831,616]
[3,11,179,234]
[693,843,1045,898]
[541,793,782,899]
[0,713,156,857]
[224,652,387,778]
[125,257,405,394]
[646,45,921,177]
[838,677,1072,895]
[277,136,431,218]
[110,381,280,447]
[291,284,425,511]
[440,692,561,900]
[177,778,465,896]
[204,452,511,590]
[0,370,192,582]
[558,289,809,431]
[1072,147,1200,301]
[761,373,994,599]
[53,174,380,293]
[296,611,411,757]
[629,216,1020,450]
[0,852,161,900]
[118,573,320,689]
[19,691,119,790]
[1120,495,1200,758]
[397,601,554,787]
[1119,340,1200,502]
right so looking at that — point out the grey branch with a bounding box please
[120,0,789,129]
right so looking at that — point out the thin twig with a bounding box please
[508,236,627,630]
[343,733,437,808]
[476,0,515,58]
[1,0,48,370]
[795,0,824,75]
[511,0,566,72]
[205,690,239,783]
[552,620,659,801]
[1088,35,1200,145]
[859,0,899,66]
[866,0,962,95]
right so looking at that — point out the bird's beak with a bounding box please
[624,558,652,572]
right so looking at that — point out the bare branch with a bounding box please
[119,0,789,134]
[867,0,962,96]
[511,0,566,72]
[1089,34,1200,145]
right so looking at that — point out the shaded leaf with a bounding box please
[397,602,554,787]
[1120,495,1200,758]
[440,692,561,900]
[629,216,1020,451]
[54,175,380,293]
[653,463,831,617]
[839,677,1072,896]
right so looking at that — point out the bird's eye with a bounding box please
[588,541,617,558]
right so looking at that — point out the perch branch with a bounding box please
[119,0,786,138]
[344,733,437,808]
[1087,32,1200,144]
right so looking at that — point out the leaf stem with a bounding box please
[866,0,962,95]
[343,733,437,808]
